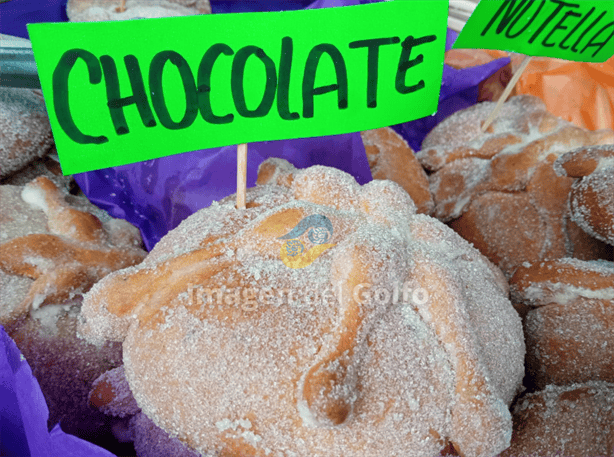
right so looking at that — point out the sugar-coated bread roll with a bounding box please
[360,127,434,214]
[498,382,614,457]
[66,0,211,21]
[80,163,524,457]
[0,87,54,179]
[510,258,614,389]
[0,177,147,444]
[0,177,146,324]
[417,95,614,276]
[258,135,435,216]
[555,144,614,246]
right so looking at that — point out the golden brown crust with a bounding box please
[509,258,614,388]
[361,127,434,214]
[419,96,614,276]
[524,299,614,388]
[498,382,614,457]
[555,144,614,178]
[0,177,146,323]
[556,145,614,246]
[510,258,614,299]
[570,176,614,245]
[449,193,544,275]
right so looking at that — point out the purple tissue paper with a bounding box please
[0,326,116,457]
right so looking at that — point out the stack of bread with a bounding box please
[4,88,611,456]
[414,95,614,456]
[2,3,612,452]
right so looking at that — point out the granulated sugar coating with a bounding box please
[80,160,525,457]
[498,381,614,457]
[66,0,211,22]
[8,298,124,440]
[417,95,614,276]
[0,184,48,320]
[510,258,614,389]
[0,87,54,179]
[569,170,614,244]
[0,177,149,444]
[130,412,204,457]
[555,145,614,246]
[0,177,146,323]
[360,127,434,215]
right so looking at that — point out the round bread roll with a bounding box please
[555,144,614,246]
[417,95,614,276]
[80,161,524,457]
[66,0,211,21]
[510,258,614,389]
[0,86,54,180]
[498,382,614,457]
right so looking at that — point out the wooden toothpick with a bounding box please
[237,143,247,209]
[119,0,126,12]
[481,54,532,133]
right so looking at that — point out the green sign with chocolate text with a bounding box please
[454,0,614,62]
[28,2,448,175]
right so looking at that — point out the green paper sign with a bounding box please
[28,1,448,175]
[454,0,614,62]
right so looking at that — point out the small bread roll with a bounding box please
[0,87,53,179]
[0,177,147,443]
[510,258,614,389]
[499,382,614,457]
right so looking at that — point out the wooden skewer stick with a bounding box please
[119,0,126,12]
[237,143,247,209]
[481,54,532,133]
